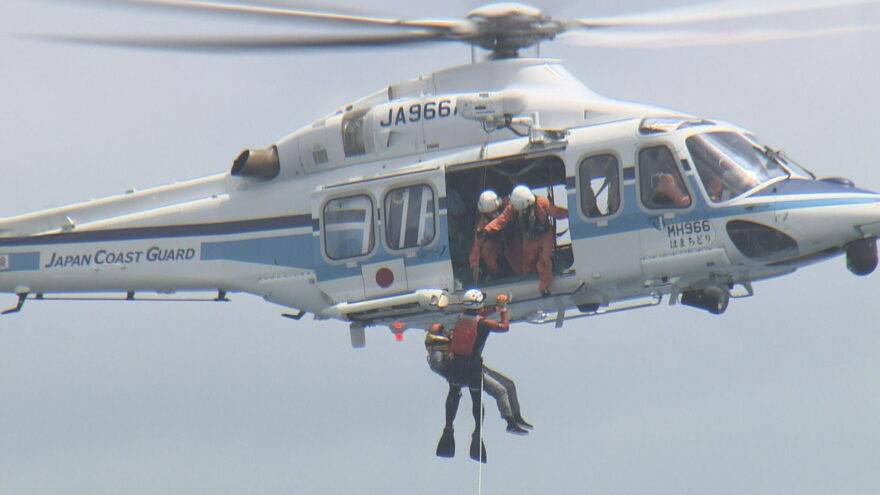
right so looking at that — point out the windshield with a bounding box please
[743,133,815,180]
[686,131,787,203]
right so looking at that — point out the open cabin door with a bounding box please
[444,148,575,291]
[310,167,453,305]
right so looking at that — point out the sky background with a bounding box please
[1,0,879,493]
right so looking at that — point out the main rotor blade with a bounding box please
[35,31,449,52]
[72,0,460,31]
[561,23,880,48]
[576,0,880,28]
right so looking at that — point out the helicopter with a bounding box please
[2,0,880,351]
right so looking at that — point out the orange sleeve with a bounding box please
[484,204,514,234]
[468,218,486,268]
[549,204,568,219]
[483,310,510,332]
[468,239,482,268]
[539,196,568,220]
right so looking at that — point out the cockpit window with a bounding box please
[687,132,787,203]
[638,145,692,209]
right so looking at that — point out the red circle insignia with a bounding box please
[375,267,394,288]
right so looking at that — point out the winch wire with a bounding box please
[477,369,485,495]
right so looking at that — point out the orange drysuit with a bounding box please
[469,200,524,277]
[483,196,568,292]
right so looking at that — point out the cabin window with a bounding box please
[638,145,691,209]
[323,194,375,260]
[384,184,436,250]
[579,154,621,218]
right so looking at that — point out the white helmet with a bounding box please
[477,190,502,214]
[510,185,536,212]
[462,289,486,308]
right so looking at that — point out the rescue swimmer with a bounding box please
[425,322,531,436]
[435,290,527,462]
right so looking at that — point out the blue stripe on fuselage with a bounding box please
[750,178,875,197]
[201,235,314,268]
[567,179,880,241]
[0,214,313,247]
[4,179,875,278]
[0,252,40,272]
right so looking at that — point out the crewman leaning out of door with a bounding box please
[478,185,568,297]
[425,322,532,434]
[469,190,524,282]
[435,291,529,462]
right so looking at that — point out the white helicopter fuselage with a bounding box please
[1,58,878,341]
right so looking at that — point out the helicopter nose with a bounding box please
[769,188,880,267]
[840,194,880,276]
[850,193,880,236]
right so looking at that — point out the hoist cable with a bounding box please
[477,365,485,495]
[547,162,559,256]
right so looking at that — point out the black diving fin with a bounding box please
[469,431,487,463]
[436,426,455,458]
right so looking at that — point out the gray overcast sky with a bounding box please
[1,1,879,494]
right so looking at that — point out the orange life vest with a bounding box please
[450,314,482,356]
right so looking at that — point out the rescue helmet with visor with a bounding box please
[510,185,536,212]
[462,289,486,308]
[477,190,502,214]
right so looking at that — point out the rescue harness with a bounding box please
[515,207,552,240]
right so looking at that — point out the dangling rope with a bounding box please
[547,161,559,259]
[477,364,485,495]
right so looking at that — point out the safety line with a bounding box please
[478,367,484,495]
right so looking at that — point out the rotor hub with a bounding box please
[464,3,563,58]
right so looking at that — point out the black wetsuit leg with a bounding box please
[469,387,482,430]
[445,384,462,428]
[468,369,488,464]
[467,357,484,432]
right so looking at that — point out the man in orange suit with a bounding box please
[479,185,567,296]
[468,190,523,282]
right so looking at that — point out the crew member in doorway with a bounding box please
[435,291,528,462]
[480,185,568,297]
[426,322,532,434]
[469,190,523,282]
